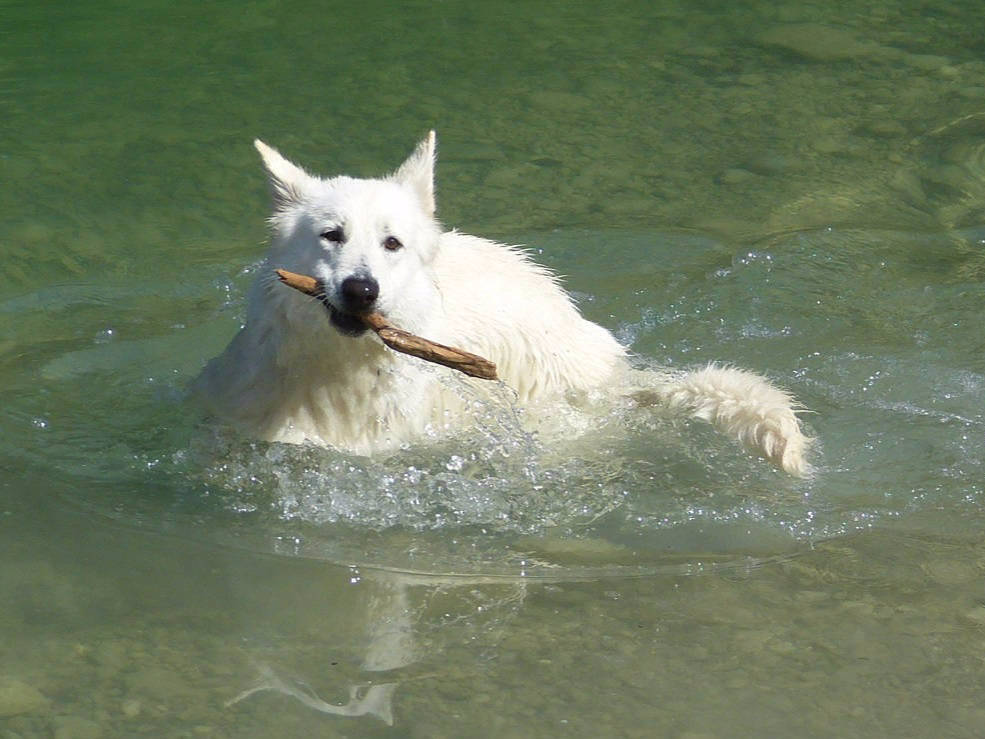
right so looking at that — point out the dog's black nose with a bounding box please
[340,275,379,312]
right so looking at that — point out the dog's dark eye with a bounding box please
[320,228,344,244]
[383,236,403,251]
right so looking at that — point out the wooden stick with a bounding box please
[275,269,498,380]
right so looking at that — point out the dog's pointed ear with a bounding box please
[392,130,436,216]
[254,140,312,209]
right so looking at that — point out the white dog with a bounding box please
[193,132,810,475]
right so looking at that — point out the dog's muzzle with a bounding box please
[326,275,379,337]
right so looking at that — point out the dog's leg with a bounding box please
[656,364,812,476]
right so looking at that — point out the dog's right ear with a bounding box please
[254,140,312,209]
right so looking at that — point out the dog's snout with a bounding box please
[340,275,379,312]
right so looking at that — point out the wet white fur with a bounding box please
[192,133,811,475]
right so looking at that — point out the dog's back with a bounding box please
[431,231,626,403]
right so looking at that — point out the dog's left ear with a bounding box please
[392,130,436,216]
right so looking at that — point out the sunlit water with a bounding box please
[3,1,985,736]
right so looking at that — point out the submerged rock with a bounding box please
[53,715,103,739]
[0,676,49,717]
[757,24,898,63]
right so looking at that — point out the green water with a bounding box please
[3,0,985,736]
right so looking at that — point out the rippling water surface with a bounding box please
[3,1,985,736]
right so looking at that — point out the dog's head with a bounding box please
[256,133,443,336]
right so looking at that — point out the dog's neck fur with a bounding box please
[236,273,449,451]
